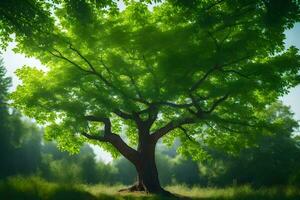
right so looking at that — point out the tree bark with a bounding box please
[119,134,171,195]
[135,143,163,193]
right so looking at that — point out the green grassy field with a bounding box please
[1,176,300,200]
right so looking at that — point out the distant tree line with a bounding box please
[1,59,300,187]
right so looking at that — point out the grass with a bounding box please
[166,185,300,199]
[0,176,300,200]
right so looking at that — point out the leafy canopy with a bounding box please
[1,0,300,157]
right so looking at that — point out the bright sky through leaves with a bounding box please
[282,23,300,121]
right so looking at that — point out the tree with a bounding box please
[1,0,300,194]
[0,58,42,178]
[198,102,300,187]
[0,58,13,178]
[40,143,101,183]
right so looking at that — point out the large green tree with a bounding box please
[1,0,300,194]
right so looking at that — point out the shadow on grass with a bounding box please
[0,185,95,200]
[0,176,95,200]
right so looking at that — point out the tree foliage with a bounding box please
[1,0,300,159]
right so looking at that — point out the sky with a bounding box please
[1,23,300,163]
[281,23,300,121]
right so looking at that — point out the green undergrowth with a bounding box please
[0,176,300,200]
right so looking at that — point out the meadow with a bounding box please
[1,176,300,200]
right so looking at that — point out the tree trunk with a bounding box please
[135,147,163,193]
[117,120,174,196]
[119,136,171,195]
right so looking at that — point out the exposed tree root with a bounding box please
[119,183,176,197]
[119,182,146,193]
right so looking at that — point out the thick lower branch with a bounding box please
[82,131,139,164]
[107,133,139,164]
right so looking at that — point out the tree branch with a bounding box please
[204,93,229,114]
[220,69,250,79]
[219,55,251,68]
[189,54,251,92]
[81,132,109,142]
[48,49,90,74]
[68,45,120,94]
[68,43,97,73]
[211,115,258,128]
[83,115,139,163]
[128,75,144,100]
[145,105,159,129]
[189,67,218,92]
[98,53,145,101]
[150,94,230,142]
[178,126,194,142]
[152,101,194,109]
[151,117,196,142]
[202,0,227,12]
[113,109,135,120]
[49,46,148,105]
[85,115,112,135]
[207,30,220,51]
[81,131,139,164]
